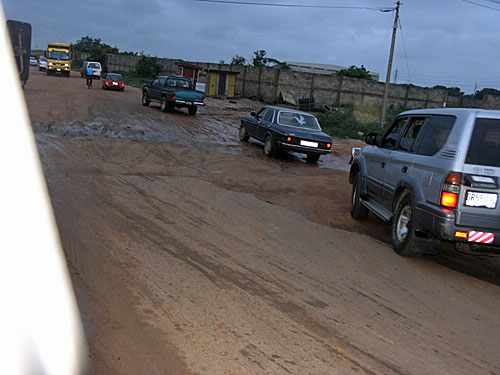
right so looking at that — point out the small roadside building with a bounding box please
[176,62,203,89]
[206,69,239,98]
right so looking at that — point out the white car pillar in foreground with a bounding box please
[0,6,86,375]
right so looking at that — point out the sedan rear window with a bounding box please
[107,74,123,81]
[465,118,500,167]
[278,111,320,130]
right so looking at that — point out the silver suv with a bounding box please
[349,108,500,256]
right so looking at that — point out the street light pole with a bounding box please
[380,1,401,127]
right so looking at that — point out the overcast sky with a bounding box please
[3,0,500,94]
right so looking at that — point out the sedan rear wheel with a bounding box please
[264,135,275,157]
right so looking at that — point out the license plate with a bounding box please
[56,68,61,71]
[465,191,498,209]
[300,140,318,148]
[112,82,118,85]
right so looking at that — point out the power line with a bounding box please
[397,18,411,84]
[192,0,395,11]
[460,0,500,11]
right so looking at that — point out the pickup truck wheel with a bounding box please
[142,92,150,106]
[350,173,368,220]
[160,97,168,112]
[239,125,249,142]
[264,135,276,157]
[188,106,198,115]
[392,194,418,256]
[306,153,320,163]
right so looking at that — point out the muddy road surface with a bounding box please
[24,68,500,374]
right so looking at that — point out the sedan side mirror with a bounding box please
[251,111,256,117]
[365,132,378,145]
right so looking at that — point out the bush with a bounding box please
[111,70,152,88]
[315,105,411,139]
[135,54,161,78]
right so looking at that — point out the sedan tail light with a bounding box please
[441,172,461,208]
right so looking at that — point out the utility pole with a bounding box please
[380,1,401,127]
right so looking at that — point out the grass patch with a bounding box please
[315,105,411,139]
[112,71,152,88]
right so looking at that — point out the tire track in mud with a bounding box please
[49,163,499,374]
[75,174,410,374]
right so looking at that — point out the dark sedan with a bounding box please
[239,106,332,162]
[102,73,125,91]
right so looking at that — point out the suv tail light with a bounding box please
[441,172,461,208]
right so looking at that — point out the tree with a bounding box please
[135,53,162,77]
[252,50,267,67]
[335,65,373,80]
[71,36,119,63]
[266,58,290,70]
[433,85,463,97]
[475,88,500,100]
[231,54,246,65]
[251,50,289,69]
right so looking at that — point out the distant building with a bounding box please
[285,61,380,81]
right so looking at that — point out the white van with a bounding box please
[80,61,102,79]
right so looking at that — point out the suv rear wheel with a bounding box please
[392,194,418,256]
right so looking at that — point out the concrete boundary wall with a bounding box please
[103,53,499,110]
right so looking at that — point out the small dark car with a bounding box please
[102,73,125,91]
[239,106,332,162]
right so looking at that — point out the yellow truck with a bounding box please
[46,43,71,77]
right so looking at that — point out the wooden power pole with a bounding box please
[380,1,401,127]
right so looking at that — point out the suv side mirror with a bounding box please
[251,111,257,117]
[365,132,378,145]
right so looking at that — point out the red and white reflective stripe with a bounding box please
[468,231,495,244]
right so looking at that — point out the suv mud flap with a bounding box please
[412,236,440,255]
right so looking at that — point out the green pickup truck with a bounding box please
[141,76,206,115]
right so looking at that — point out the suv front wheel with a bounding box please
[350,173,368,219]
[391,194,419,257]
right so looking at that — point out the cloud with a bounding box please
[3,0,500,93]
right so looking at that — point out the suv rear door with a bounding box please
[409,115,456,205]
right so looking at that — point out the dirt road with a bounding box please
[24,68,500,374]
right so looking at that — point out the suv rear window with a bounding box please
[414,115,455,156]
[465,118,500,167]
